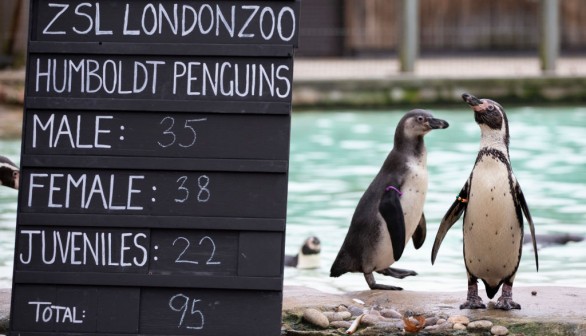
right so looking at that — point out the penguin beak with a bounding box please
[462,93,487,112]
[462,93,482,106]
[428,118,449,130]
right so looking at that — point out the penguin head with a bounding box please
[462,93,510,148]
[398,109,450,140]
[301,236,321,256]
[0,156,19,189]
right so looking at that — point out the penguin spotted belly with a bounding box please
[464,157,522,287]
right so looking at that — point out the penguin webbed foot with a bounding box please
[377,267,418,279]
[459,297,486,310]
[494,283,521,310]
[494,297,521,310]
[364,273,403,290]
[460,280,486,309]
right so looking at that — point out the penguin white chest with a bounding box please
[401,157,428,240]
[464,156,522,286]
[371,157,428,271]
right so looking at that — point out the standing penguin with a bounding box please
[0,155,19,189]
[431,93,538,310]
[331,110,449,290]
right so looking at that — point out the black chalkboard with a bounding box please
[10,0,299,335]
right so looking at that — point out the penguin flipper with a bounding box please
[379,187,406,262]
[516,183,539,271]
[412,213,426,249]
[431,182,469,264]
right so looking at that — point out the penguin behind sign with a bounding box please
[431,93,538,310]
[285,236,321,269]
[0,155,19,189]
[330,110,449,290]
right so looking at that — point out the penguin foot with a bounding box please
[377,267,418,279]
[495,282,521,310]
[369,283,403,290]
[495,297,521,310]
[460,279,486,309]
[364,273,403,290]
[459,296,486,310]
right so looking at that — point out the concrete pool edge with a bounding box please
[292,76,586,109]
[3,65,586,110]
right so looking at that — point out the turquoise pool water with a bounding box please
[0,107,585,293]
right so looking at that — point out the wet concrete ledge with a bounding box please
[1,286,585,335]
[291,57,586,109]
[282,286,586,335]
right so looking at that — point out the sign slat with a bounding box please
[24,110,290,160]
[18,214,286,231]
[26,97,292,114]
[22,155,289,172]
[29,41,295,57]
[14,273,283,291]
[30,0,300,47]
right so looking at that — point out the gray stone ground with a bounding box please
[283,285,586,324]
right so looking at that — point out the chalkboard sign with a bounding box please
[10,0,299,335]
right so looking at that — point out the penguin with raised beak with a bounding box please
[432,93,538,310]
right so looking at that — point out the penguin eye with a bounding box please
[416,116,425,122]
[487,105,495,111]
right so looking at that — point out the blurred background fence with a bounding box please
[298,0,586,57]
[1,0,586,107]
[0,0,27,68]
[2,0,585,68]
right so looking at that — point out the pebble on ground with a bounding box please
[296,306,509,335]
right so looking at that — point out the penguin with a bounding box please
[330,110,449,290]
[0,155,19,189]
[523,233,583,248]
[431,93,538,310]
[284,236,321,269]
